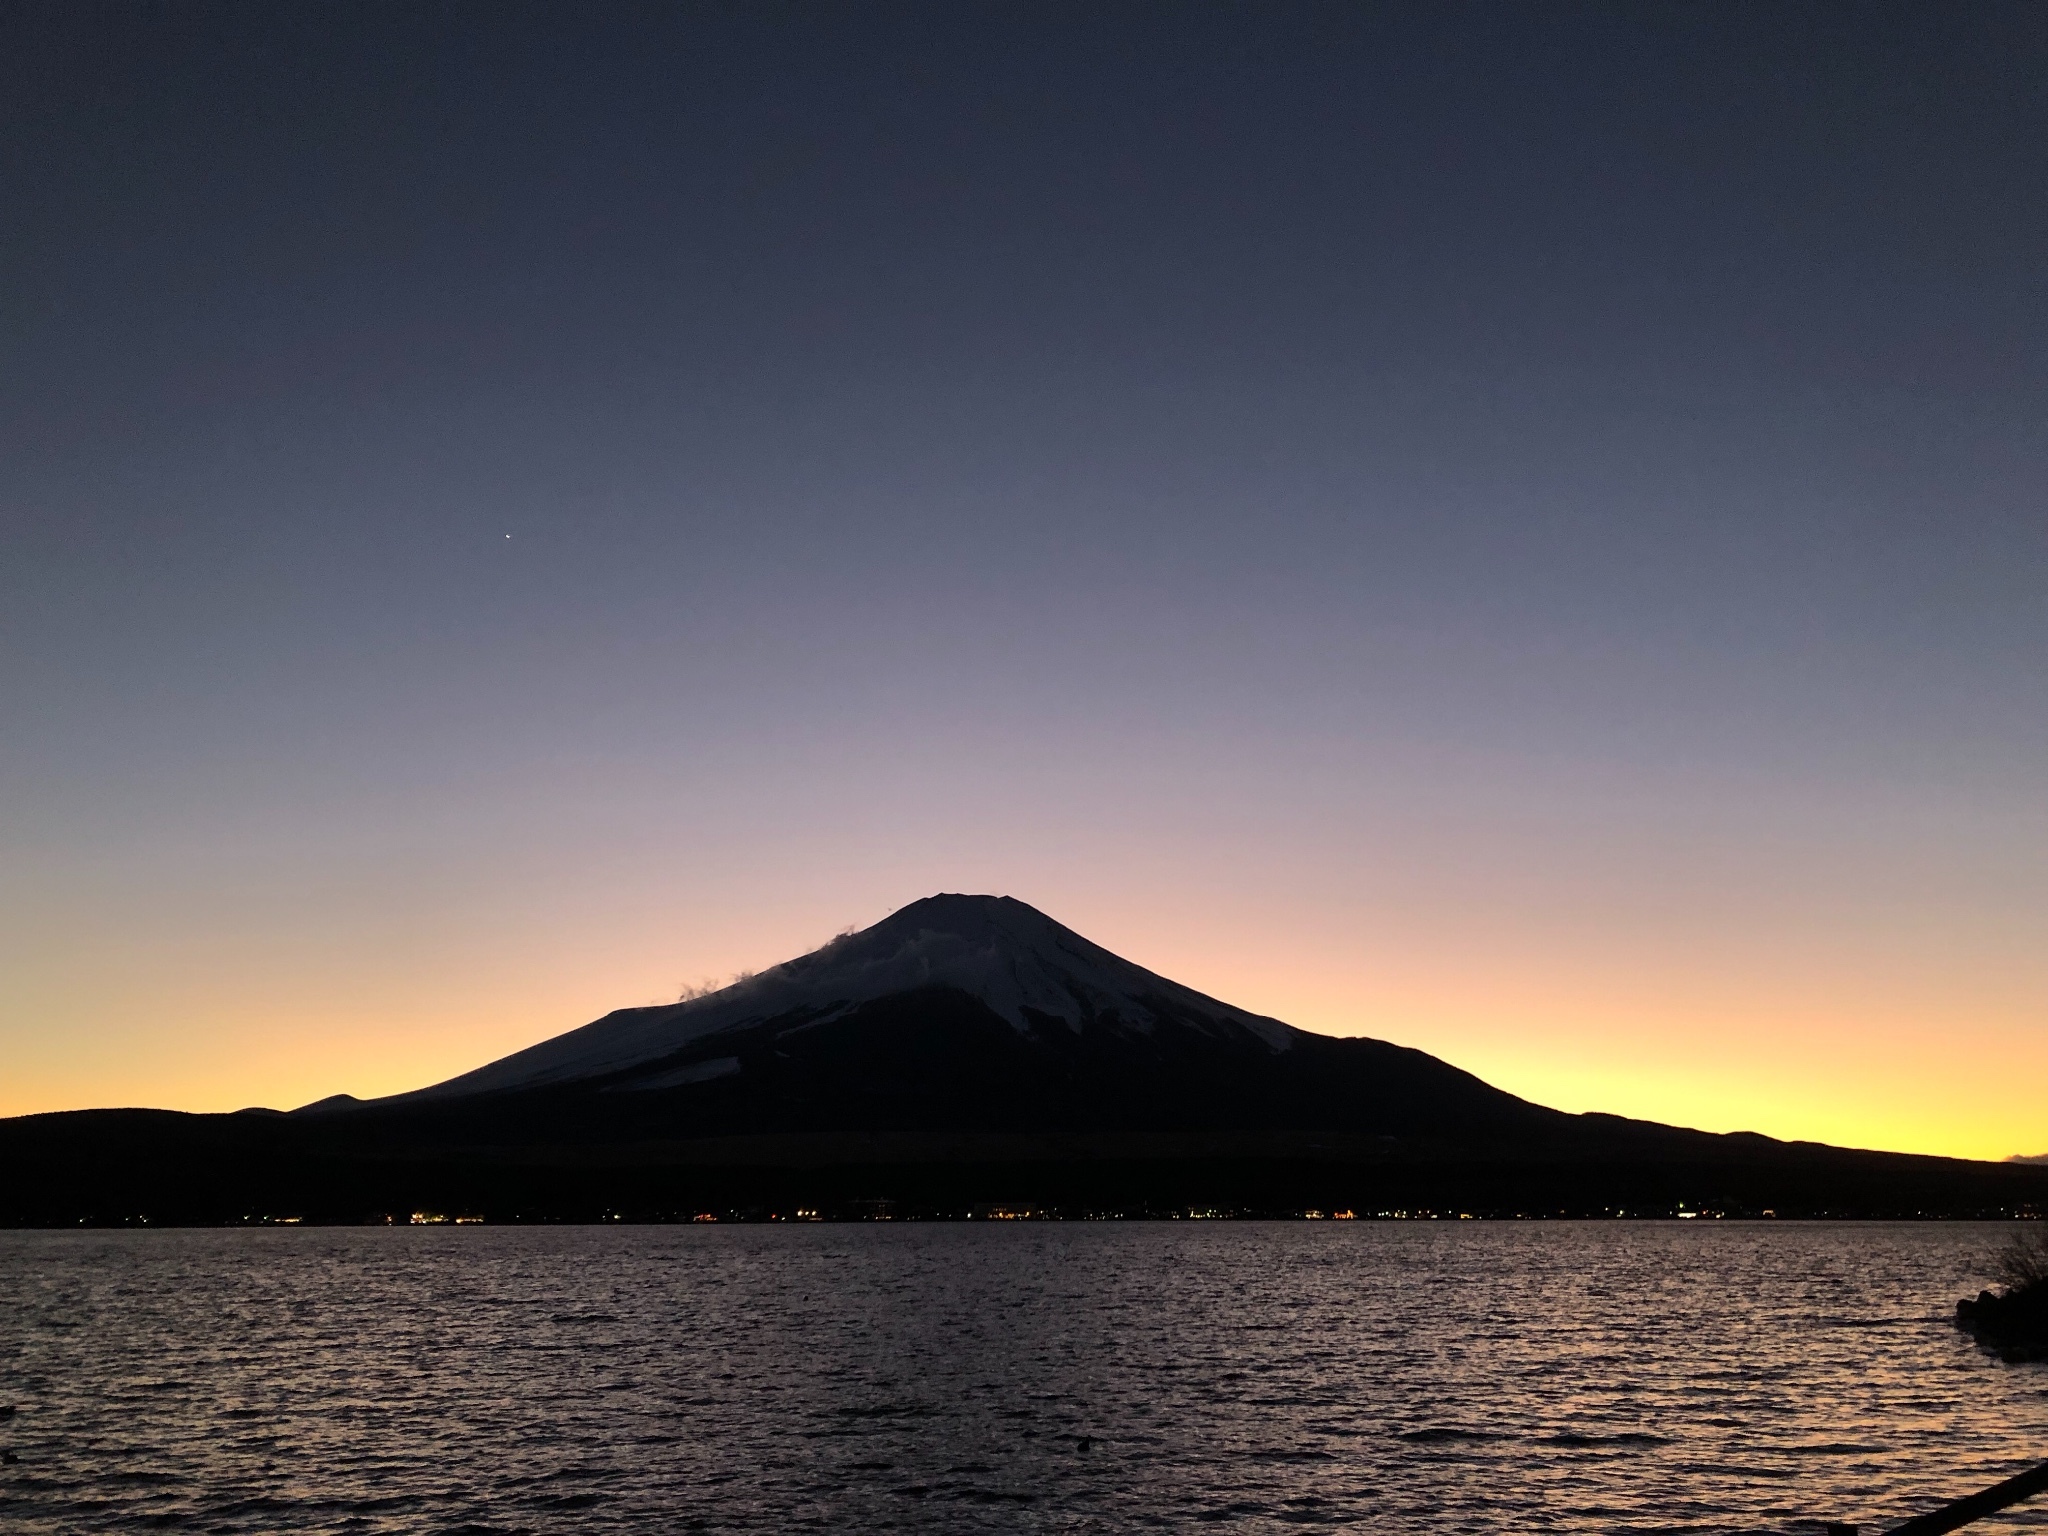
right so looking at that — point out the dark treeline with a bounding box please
[7,1109,2045,1226]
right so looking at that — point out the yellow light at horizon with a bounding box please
[2,878,2041,1165]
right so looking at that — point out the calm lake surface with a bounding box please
[1,1222,2043,1534]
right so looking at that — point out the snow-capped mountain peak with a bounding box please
[399,894,1299,1100]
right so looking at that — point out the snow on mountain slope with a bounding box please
[394,894,1302,1101]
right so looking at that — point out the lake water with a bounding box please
[1,1222,2043,1534]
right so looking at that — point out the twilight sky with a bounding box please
[4,3,2044,1159]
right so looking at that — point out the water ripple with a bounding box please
[1,1223,2044,1533]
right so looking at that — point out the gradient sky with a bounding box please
[4,3,2044,1159]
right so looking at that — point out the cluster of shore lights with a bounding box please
[689,1210,827,1221]
[224,1206,1770,1224]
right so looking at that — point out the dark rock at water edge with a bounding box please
[1957,1284,2048,1362]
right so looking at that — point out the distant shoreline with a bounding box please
[9,1211,2044,1231]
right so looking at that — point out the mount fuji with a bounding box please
[8,894,2046,1221]
[349,892,1554,1141]
[406,893,1303,1098]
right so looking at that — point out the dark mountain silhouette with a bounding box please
[362,893,1558,1142]
[5,895,2045,1222]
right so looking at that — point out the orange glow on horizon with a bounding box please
[5,876,2040,1165]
